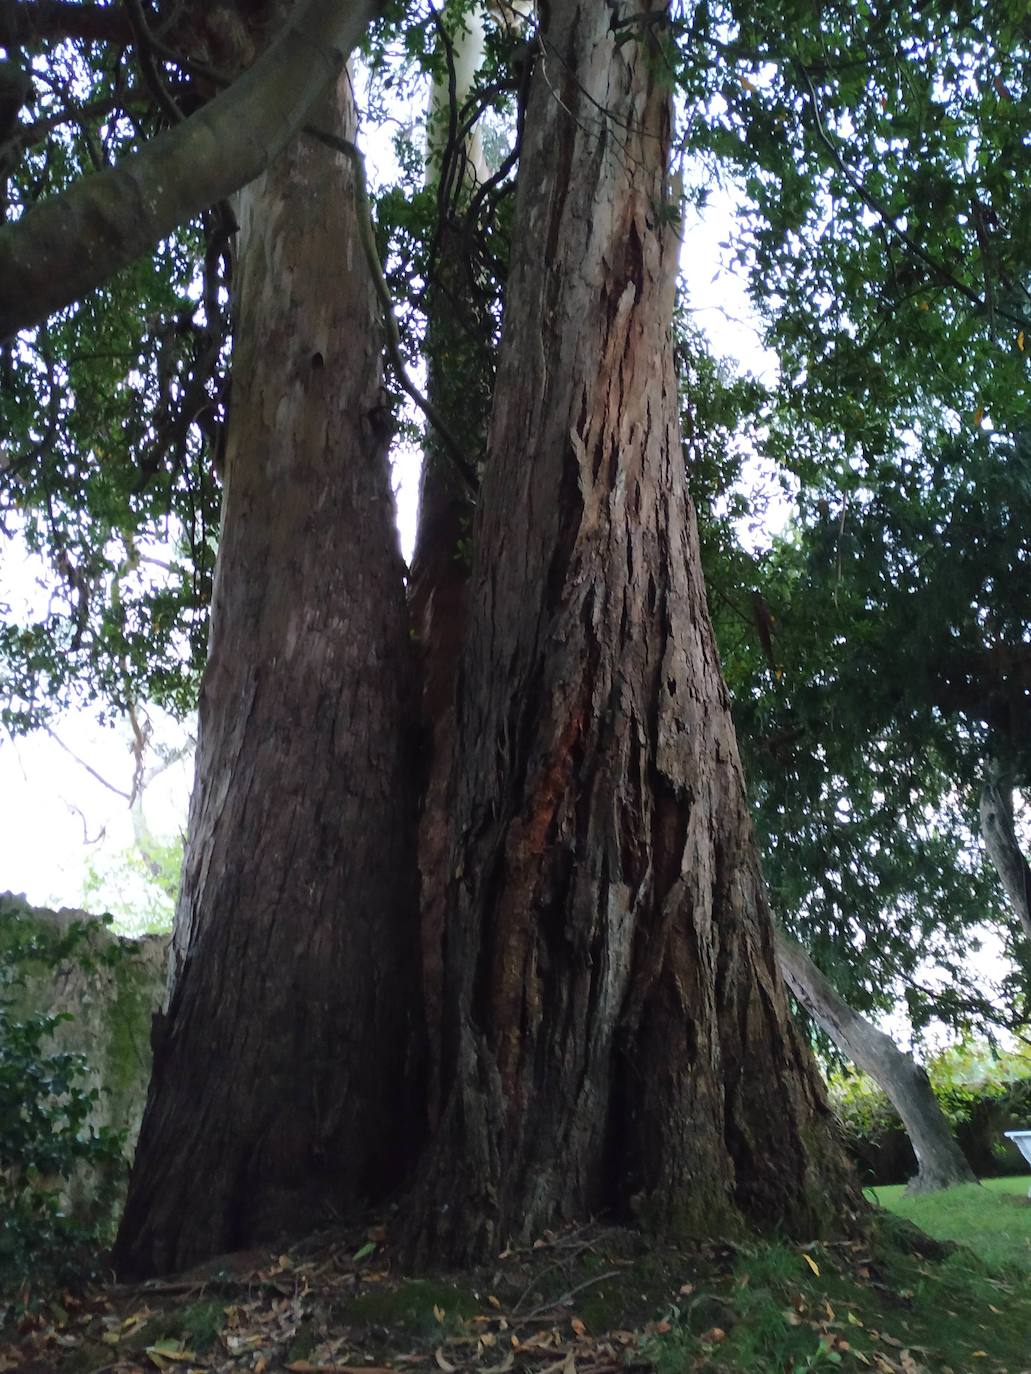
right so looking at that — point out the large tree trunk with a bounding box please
[406,0,855,1265]
[774,928,976,1193]
[980,762,1031,943]
[114,71,423,1278]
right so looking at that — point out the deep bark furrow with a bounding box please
[409,0,853,1263]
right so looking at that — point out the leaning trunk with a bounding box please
[114,73,422,1277]
[980,762,1031,943]
[406,0,855,1265]
[775,928,976,1193]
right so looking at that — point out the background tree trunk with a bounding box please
[408,6,495,1121]
[406,0,856,1265]
[980,762,1031,943]
[774,928,976,1193]
[114,72,423,1278]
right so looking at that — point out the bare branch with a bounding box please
[45,724,131,800]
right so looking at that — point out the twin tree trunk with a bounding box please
[119,0,854,1275]
[115,73,422,1277]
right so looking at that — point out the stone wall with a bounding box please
[0,892,169,1210]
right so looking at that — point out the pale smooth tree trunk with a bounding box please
[114,70,423,1277]
[775,928,976,1193]
[406,0,855,1265]
[980,761,1031,943]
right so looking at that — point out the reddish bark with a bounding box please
[406,0,856,1263]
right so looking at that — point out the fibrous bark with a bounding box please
[114,69,422,1278]
[0,0,374,340]
[407,0,855,1265]
[775,927,976,1194]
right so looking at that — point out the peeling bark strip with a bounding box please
[409,0,855,1264]
[0,0,375,340]
[114,71,422,1278]
[775,928,975,1193]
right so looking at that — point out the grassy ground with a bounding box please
[3,1209,1031,1374]
[867,1176,1031,1275]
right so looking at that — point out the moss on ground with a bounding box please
[340,1277,482,1336]
[5,1212,1031,1373]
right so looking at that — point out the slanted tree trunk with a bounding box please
[114,69,423,1277]
[405,0,855,1265]
[774,928,976,1194]
[980,762,1031,943]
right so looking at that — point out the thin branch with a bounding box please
[45,725,131,800]
[0,0,132,45]
[519,1272,621,1321]
[125,0,184,125]
[0,84,187,161]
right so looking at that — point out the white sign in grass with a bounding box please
[1003,1131,1031,1197]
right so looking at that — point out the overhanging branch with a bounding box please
[0,0,376,341]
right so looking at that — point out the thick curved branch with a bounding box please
[0,0,376,341]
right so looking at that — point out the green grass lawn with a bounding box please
[867,1175,1031,1274]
